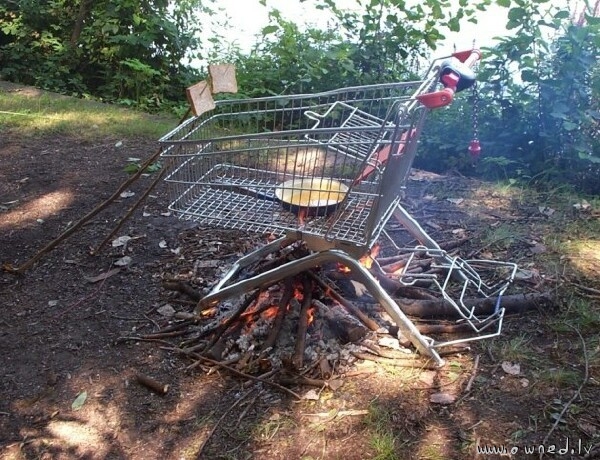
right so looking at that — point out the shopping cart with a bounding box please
[159,50,517,366]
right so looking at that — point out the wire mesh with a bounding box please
[160,79,437,251]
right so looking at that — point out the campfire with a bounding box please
[116,231,546,393]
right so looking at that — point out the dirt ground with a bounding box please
[1,86,600,460]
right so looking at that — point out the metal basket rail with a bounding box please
[159,78,437,256]
[380,227,518,346]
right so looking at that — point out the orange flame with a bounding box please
[337,263,351,273]
[358,244,381,270]
[297,208,307,226]
[262,306,279,320]
[307,306,316,326]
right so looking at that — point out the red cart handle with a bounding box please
[417,49,481,109]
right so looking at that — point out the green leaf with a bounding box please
[562,121,578,131]
[261,25,279,35]
[553,10,570,20]
[508,7,526,21]
[497,0,511,7]
[579,152,600,163]
[72,391,87,411]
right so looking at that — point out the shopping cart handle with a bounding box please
[417,49,481,109]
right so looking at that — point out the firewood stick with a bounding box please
[309,272,380,332]
[147,319,195,335]
[141,329,191,340]
[161,280,201,301]
[314,300,368,343]
[202,290,261,352]
[375,253,414,265]
[261,278,294,353]
[351,351,439,369]
[394,291,553,319]
[292,276,313,370]
[163,347,302,399]
[380,258,410,273]
[135,373,169,395]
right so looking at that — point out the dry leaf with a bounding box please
[302,389,320,400]
[112,235,132,247]
[159,240,168,249]
[430,392,456,404]
[501,361,521,375]
[446,198,464,205]
[157,304,176,317]
[71,391,87,411]
[114,256,132,267]
[327,379,344,391]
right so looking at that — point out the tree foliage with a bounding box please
[0,0,209,110]
[1,0,598,192]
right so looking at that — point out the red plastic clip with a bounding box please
[416,87,455,109]
[468,139,481,158]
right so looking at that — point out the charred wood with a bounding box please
[314,300,368,343]
[292,276,313,370]
[394,291,553,319]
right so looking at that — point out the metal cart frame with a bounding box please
[159,50,517,366]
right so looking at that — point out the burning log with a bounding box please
[309,272,381,332]
[189,290,261,354]
[314,300,368,343]
[292,276,313,370]
[260,278,294,353]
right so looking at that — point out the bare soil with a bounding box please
[1,86,599,460]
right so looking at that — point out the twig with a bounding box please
[464,354,480,393]
[162,346,302,400]
[135,373,169,395]
[91,158,173,255]
[53,265,113,319]
[351,351,439,370]
[197,388,255,458]
[539,325,589,459]
[569,281,600,296]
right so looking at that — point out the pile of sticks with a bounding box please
[123,240,551,389]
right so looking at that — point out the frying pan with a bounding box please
[218,178,349,217]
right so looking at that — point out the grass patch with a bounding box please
[364,403,399,460]
[0,85,178,140]
[490,334,534,363]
